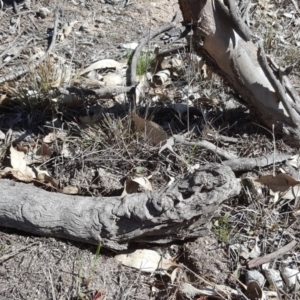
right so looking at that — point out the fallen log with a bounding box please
[0,164,240,251]
[178,0,300,145]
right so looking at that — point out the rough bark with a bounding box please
[178,0,300,145]
[0,164,240,251]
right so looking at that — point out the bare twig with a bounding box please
[258,43,300,126]
[0,242,39,264]
[12,0,20,14]
[223,153,291,172]
[156,45,190,59]
[215,0,252,41]
[129,13,180,86]
[173,134,237,160]
[60,85,136,97]
[0,11,59,84]
[247,240,297,268]
[0,38,33,70]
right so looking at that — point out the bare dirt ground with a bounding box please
[0,0,300,299]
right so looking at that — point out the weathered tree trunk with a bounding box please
[0,164,240,251]
[178,0,300,145]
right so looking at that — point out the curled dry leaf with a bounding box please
[35,168,58,188]
[4,146,34,181]
[289,154,300,168]
[247,281,263,300]
[160,57,183,70]
[1,167,35,182]
[121,176,153,197]
[63,186,79,194]
[0,94,7,105]
[10,145,27,170]
[43,132,56,143]
[263,269,284,289]
[193,97,220,107]
[281,267,299,288]
[35,143,52,159]
[256,173,299,192]
[152,70,170,86]
[102,73,124,87]
[132,113,167,146]
[170,267,179,284]
[114,249,173,273]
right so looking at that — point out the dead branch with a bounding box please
[224,153,291,172]
[173,134,237,160]
[0,242,39,264]
[178,0,300,145]
[129,13,181,86]
[0,164,240,251]
[247,240,297,268]
[60,85,136,98]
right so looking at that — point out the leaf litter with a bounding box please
[0,0,300,299]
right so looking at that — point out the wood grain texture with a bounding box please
[0,164,240,250]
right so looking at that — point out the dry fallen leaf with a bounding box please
[270,184,300,200]
[10,145,27,170]
[115,249,173,272]
[256,173,299,192]
[152,70,170,86]
[121,176,153,197]
[36,169,58,188]
[80,59,127,75]
[35,143,52,159]
[102,73,124,87]
[43,132,56,143]
[63,186,79,194]
[289,154,300,169]
[281,267,299,288]
[132,113,167,146]
[1,166,35,182]
[247,281,263,300]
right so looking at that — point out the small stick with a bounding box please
[173,134,237,160]
[215,0,252,41]
[257,43,300,126]
[129,13,181,86]
[247,240,297,268]
[223,153,291,172]
[0,242,39,264]
[128,13,180,110]
[60,85,136,97]
[12,0,20,14]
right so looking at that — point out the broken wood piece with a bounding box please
[0,163,240,251]
[247,240,297,268]
[178,0,300,145]
[173,134,237,160]
[223,154,291,172]
[129,12,181,86]
[0,242,39,264]
[60,85,136,98]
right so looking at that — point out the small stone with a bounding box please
[98,30,106,38]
